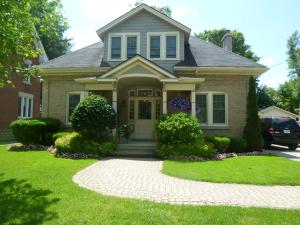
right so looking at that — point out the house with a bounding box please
[0,37,48,142]
[259,106,299,120]
[40,4,268,140]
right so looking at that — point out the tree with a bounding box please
[194,29,259,61]
[243,77,262,151]
[0,0,71,88]
[256,84,277,109]
[30,0,71,59]
[133,1,172,17]
[287,31,300,78]
[276,78,300,113]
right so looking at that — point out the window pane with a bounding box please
[155,101,161,119]
[127,36,137,58]
[166,36,176,58]
[138,89,153,97]
[69,94,81,121]
[18,97,22,117]
[129,100,134,120]
[150,36,160,58]
[139,100,152,119]
[111,36,121,59]
[28,98,32,117]
[213,94,225,124]
[196,94,207,123]
[23,97,27,117]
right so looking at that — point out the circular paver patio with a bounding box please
[73,158,300,209]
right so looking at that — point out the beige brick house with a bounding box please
[40,4,268,140]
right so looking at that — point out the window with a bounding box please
[129,100,135,120]
[150,36,160,58]
[155,100,161,119]
[196,92,227,126]
[18,92,34,118]
[213,94,226,124]
[111,36,121,59]
[108,33,140,60]
[67,92,84,122]
[23,76,31,85]
[196,94,207,124]
[166,36,177,58]
[147,32,179,60]
[137,89,153,97]
[23,59,32,84]
[138,100,152,120]
[127,36,137,58]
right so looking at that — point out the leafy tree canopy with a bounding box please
[133,1,172,17]
[0,0,71,88]
[256,84,277,109]
[287,31,300,78]
[195,28,259,62]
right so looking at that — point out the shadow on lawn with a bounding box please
[0,174,59,225]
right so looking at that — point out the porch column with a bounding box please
[191,90,196,117]
[112,82,117,113]
[162,89,167,114]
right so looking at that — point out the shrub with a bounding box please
[52,132,72,143]
[243,76,262,151]
[156,143,216,159]
[227,137,247,153]
[205,136,230,153]
[10,119,47,145]
[156,112,203,146]
[71,95,116,139]
[10,118,61,145]
[55,132,115,155]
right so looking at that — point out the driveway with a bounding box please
[265,145,300,162]
[73,158,300,209]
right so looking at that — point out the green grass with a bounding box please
[163,155,300,185]
[0,146,300,225]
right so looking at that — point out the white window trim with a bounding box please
[108,32,140,61]
[147,32,180,60]
[66,91,87,125]
[196,92,228,127]
[18,92,34,118]
[23,76,32,85]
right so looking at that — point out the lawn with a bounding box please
[162,155,300,185]
[0,146,300,225]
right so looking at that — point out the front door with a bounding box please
[134,99,154,139]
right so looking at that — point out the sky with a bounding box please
[61,0,300,89]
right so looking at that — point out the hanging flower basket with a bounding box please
[169,96,191,111]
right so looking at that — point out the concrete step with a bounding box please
[112,141,156,157]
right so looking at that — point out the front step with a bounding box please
[111,141,156,157]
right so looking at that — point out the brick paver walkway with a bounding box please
[73,158,300,209]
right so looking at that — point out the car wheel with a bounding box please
[288,144,298,150]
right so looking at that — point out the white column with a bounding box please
[162,89,167,114]
[112,89,117,113]
[191,90,196,117]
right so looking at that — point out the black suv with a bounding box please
[261,117,300,150]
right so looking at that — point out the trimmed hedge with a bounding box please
[156,112,203,146]
[10,118,61,145]
[205,136,230,153]
[55,132,116,155]
[228,137,247,153]
[156,143,216,159]
[71,95,116,139]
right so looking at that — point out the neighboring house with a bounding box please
[40,4,268,140]
[259,106,299,120]
[0,37,48,141]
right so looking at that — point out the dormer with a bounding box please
[96,4,191,70]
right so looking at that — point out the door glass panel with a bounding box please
[155,101,161,119]
[139,100,152,120]
[129,100,134,120]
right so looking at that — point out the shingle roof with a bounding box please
[176,37,265,68]
[39,42,105,68]
[40,37,266,69]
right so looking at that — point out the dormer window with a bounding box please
[108,33,140,61]
[111,36,121,59]
[150,36,161,58]
[127,36,137,58]
[147,32,179,60]
[166,36,177,58]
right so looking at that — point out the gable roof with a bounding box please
[100,55,176,79]
[259,106,298,118]
[39,42,106,69]
[96,4,191,38]
[176,37,267,68]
